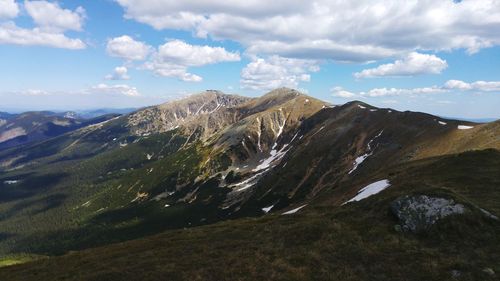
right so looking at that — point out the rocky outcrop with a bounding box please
[390,195,466,233]
[126,90,251,137]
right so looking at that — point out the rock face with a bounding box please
[126,90,251,137]
[390,195,466,233]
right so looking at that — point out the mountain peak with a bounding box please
[263,87,302,98]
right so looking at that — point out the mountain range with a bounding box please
[0,88,498,280]
[0,110,125,150]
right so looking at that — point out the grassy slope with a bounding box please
[1,149,498,281]
[1,101,497,257]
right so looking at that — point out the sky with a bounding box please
[0,0,499,118]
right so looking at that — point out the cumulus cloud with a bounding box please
[354,52,448,78]
[444,80,472,90]
[0,1,86,49]
[114,0,500,62]
[156,39,240,66]
[445,80,500,91]
[331,79,500,99]
[24,1,85,32]
[144,39,240,82]
[0,0,19,19]
[106,35,152,61]
[105,66,130,80]
[0,22,86,49]
[240,55,319,90]
[331,86,356,98]
[89,83,141,96]
[361,87,447,97]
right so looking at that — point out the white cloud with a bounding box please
[0,21,86,49]
[444,79,472,90]
[331,79,500,99]
[0,1,86,49]
[0,86,169,110]
[24,1,85,32]
[106,35,152,61]
[470,81,500,92]
[156,39,240,66]
[0,0,19,19]
[361,87,447,97]
[21,89,49,96]
[445,80,500,91]
[354,52,448,78]
[114,0,500,62]
[240,55,319,90]
[89,83,141,96]
[144,39,240,82]
[105,66,130,80]
[115,0,305,30]
[331,86,356,98]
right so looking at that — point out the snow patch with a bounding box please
[438,121,447,125]
[282,204,307,215]
[262,205,274,213]
[3,180,19,185]
[146,154,153,160]
[458,125,474,130]
[254,131,299,172]
[253,145,290,172]
[230,171,266,192]
[345,180,390,204]
[348,130,383,174]
[348,154,371,174]
[358,105,366,109]
[370,109,377,112]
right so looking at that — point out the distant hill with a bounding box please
[75,108,137,119]
[0,111,119,150]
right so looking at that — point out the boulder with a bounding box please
[390,195,466,233]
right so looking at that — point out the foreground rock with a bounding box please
[390,195,466,233]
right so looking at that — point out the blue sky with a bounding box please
[0,0,499,118]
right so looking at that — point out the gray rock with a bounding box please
[390,195,466,233]
[451,270,461,278]
[393,224,402,233]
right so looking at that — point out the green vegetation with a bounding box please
[1,150,498,280]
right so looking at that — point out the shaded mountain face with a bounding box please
[0,88,497,261]
[0,111,121,150]
[76,108,137,119]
